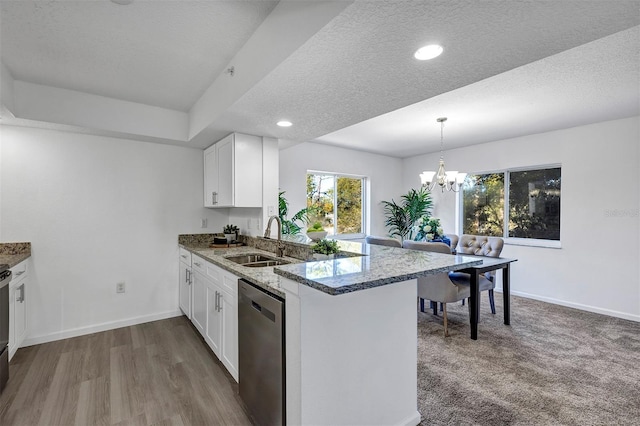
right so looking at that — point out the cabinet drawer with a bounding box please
[191,256,221,284]
[10,260,28,284]
[179,248,192,266]
[191,255,207,274]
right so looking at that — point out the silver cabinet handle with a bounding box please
[188,269,192,285]
[181,254,187,259]
[218,292,222,312]
[194,261,201,267]
[17,284,25,303]
[185,269,190,284]
[214,291,219,311]
[14,270,25,277]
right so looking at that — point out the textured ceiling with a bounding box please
[217,0,640,148]
[314,26,640,158]
[0,0,278,111]
[1,0,639,154]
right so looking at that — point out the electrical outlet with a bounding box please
[267,205,275,216]
[201,218,208,228]
[116,282,126,293]
[247,219,251,229]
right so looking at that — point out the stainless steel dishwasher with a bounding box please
[238,279,285,426]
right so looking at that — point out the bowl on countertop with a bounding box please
[306,231,328,241]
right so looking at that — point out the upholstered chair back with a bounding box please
[402,240,451,254]
[445,234,459,252]
[458,235,504,257]
[365,235,402,248]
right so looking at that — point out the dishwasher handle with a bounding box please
[240,280,282,324]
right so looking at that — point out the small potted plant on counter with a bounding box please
[223,224,239,243]
[311,238,340,260]
[306,221,327,241]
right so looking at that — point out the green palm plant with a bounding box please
[279,191,317,235]
[382,187,433,241]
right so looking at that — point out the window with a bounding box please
[462,166,561,243]
[306,172,366,238]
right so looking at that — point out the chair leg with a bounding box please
[443,303,449,337]
[419,298,425,312]
[432,301,438,316]
[461,299,465,306]
[489,289,496,314]
[440,302,444,312]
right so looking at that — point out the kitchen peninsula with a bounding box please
[273,245,481,426]
[179,235,482,426]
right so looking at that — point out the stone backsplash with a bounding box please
[179,233,316,261]
[178,233,221,246]
[239,235,314,261]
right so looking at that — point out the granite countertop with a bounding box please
[0,242,32,268]
[181,238,484,297]
[179,244,303,297]
[273,243,484,296]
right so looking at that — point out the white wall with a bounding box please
[0,125,228,344]
[403,116,640,321]
[279,142,404,237]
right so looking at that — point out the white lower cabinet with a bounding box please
[219,279,238,380]
[9,260,29,361]
[187,253,239,382]
[205,282,222,357]
[191,270,207,336]
[178,248,192,318]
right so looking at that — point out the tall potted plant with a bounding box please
[381,187,432,241]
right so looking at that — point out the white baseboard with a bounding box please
[495,287,640,323]
[22,309,184,347]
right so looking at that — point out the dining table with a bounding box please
[456,255,518,340]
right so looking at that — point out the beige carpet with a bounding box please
[417,293,640,425]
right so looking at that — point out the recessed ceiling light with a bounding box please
[277,120,292,127]
[414,44,443,60]
[111,0,134,5]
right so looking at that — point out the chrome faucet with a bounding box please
[264,215,285,257]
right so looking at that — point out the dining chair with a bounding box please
[365,235,402,248]
[403,240,469,337]
[448,234,504,314]
[445,234,459,253]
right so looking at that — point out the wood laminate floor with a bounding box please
[0,316,252,426]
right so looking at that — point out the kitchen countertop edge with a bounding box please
[179,244,296,298]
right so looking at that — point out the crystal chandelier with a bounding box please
[419,117,467,192]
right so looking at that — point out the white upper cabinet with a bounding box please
[204,133,263,208]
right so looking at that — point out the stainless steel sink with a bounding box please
[242,260,290,268]
[225,253,290,268]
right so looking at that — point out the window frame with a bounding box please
[457,164,562,249]
[306,170,367,240]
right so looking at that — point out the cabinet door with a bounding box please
[205,282,222,357]
[14,282,27,347]
[178,261,191,318]
[220,285,239,382]
[233,133,263,208]
[203,144,218,207]
[216,135,234,207]
[8,286,16,354]
[191,271,207,336]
